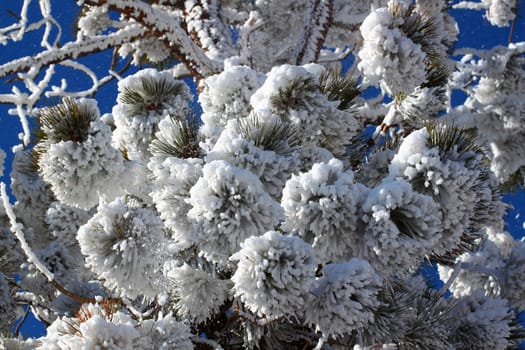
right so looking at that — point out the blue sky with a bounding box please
[0,0,524,339]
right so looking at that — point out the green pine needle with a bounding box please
[0,248,17,274]
[109,196,144,240]
[36,97,97,144]
[348,132,399,173]
[270,76,319,113]
[422,62,449,89]
[391,4,450,88]
[118,76,187,116]
[112,217,132,241]
[32,98,98,171]
[391,208,427,239]
[426,123,480,160]
[397,7,441,62]
[149,114,202,159]
[430,229,485,266]
[235,114,301,156]
[16,151,41,177]
[317,69,360,110]
[422,123,489,265]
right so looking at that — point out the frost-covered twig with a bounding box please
[238,11,264,66]
[0,182,54,282]
[183,0,235,60]
[126,302,156,321]
[0,25,146,147]
[452,1,485,10]
[0,0,59,46]
[453,0,517,27]
[45,60,115,99]
[84,0,222,78]
[318,47,352,63]
[0,26,146,80]
[461,262,504,280]
[14,306,30,337]
[313,334,328,350]
[439,262,463,296]
[294,0,333,65]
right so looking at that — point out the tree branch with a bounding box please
[508,16,517,44]
[295,0,333,65]
[238,11,264,67]
[183,0,235,60]
[0,25,146,80]
[84,0,223,79]
[14,306,30,337]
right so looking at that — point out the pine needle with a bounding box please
[397,7,441,63]
[118,75,187,116]
[391,4,450,88]
[426,123,480,160]
[422,62,449,89]
[36,97,97,144]
[235,114,301,156]
[317,69,360,110]
[149,114,202,159]
[270,76,319,113]
[508,311,525,349]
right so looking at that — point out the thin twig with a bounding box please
[438,261,503,297]
[110,47,120,71]
[313,334,328,350]
[295,0,333,65]
[0,26,146,79]
[6,9,22,21]
[508,17,517,44]
[89,57,133,98]
[14,306,31,337]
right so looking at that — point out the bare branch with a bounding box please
[508,16,517,43]
[14,306,31,337]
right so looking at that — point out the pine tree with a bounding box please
[0,0,525,349]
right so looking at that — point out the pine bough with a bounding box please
[1,0,525,349]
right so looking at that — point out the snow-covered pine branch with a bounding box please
[0,0,525,348]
